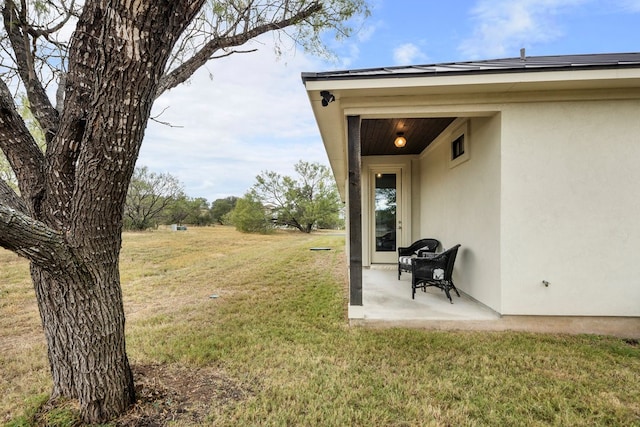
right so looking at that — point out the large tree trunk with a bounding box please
[0,1,204,423]
[32,3,202,422]
[31,264,135,421]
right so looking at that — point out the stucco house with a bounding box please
[301,52,640,336]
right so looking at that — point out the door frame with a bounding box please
[370,168,402,264]
[362,157,412,266]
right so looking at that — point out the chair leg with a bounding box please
[442,281,460,303]
[444,287,453,304]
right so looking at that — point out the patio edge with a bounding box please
[349,315,640,339]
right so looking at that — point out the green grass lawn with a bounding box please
[1,226,639,426]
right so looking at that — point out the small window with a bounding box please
[449,121,470,168]
[451,134,465,160]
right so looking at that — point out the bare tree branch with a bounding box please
[25,0,77,39]
[0,78,45,215]
[211,48,258,59]
[0,178,27,213]
[2,0,60,142]
[149,116,184,128]
[0,203,75,274]
[149,106,184,128]
[155,1,322,97]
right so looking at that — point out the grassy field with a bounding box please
[1,226,639,426]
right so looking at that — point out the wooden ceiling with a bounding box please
[360,117,456,156]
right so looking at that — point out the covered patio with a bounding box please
[354,265,639,338]
[358,265,499,322]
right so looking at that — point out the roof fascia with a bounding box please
[303,68,640,93]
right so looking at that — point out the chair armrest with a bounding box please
[399,239,440,256]
[413,254,446,267]
[398,246,413,256]
[417,249,437,257]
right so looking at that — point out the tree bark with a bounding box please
[1,0,205,422]
[36,2,203,422]
[0,204,134,421]
[31,266,136,420]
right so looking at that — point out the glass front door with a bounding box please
[372,171,401,263]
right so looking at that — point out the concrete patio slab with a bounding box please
[350,265,640,339]
[360,266,499,321]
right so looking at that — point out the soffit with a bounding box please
[361,117,456,156]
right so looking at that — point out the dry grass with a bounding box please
[1,226,639,426]
[0,249,49,424]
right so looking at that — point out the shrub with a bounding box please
[231,195,273,234]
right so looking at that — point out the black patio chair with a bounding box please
[398,238,440,279]
[411,244,461,303]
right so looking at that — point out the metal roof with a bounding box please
[301,52,640,82]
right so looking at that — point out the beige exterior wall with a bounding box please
[419,116,503,311]
[410,158,423,242]
[500,98,640,316]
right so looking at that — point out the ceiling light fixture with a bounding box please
[394,132,407,148]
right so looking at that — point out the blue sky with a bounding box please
[140,0,640,202]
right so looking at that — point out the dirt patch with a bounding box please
[23,364,254,426]
[114,364,253,426]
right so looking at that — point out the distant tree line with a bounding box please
[124,161,343,233]
[233,160,344,233]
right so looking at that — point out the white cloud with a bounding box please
[141,36,329,202]
[327,18,383,69]
[459,0,589,59]
[618,0,640,11]
[322,0,384,69]
[392,43,427,65]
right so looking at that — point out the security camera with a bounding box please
[320,90,335,107]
